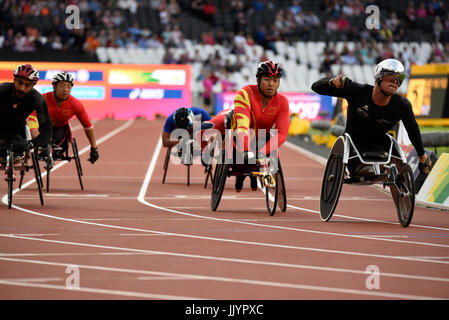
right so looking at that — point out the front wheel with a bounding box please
[211,155,228,211]
[390,164,415,227]
[320,136,346,222]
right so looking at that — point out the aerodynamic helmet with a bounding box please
[256,60,283,79]
[173,107,194,129]
[374,59,405,86]
[52,71,74,86]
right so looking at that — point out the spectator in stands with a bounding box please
[416,2,428,18]
[428,41,446,63]
[326,16,338,35]
[221,70,235,92]
[341,50,359,65]
[351,0,364,16]
[304,11,320,28]
[289,0,302,16]
[433,16,444,41]
[202,0,217,25]
[337,13,351,40]
[83,30,100,58]
[202,71,217,112]
[101,10,115,28]
[2,28,15,49]
[163,48,178,64]
[118,0,138,14]
[405,1,417,28]
[148,34,163,48]
[385,12,401,33]
[319,53,335,75]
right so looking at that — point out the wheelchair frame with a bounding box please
[320,133,415,227]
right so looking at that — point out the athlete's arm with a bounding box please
[311,75,353,98]
[32,95,52,146]
[232,89,252,152]
[400,98,425,157]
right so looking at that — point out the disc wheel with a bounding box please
[390,164,415,227]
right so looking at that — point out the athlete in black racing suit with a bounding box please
[0,64,52,156]
[311,58,431,175]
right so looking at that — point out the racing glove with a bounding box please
[418,156,432,175]
[88,147,99,164]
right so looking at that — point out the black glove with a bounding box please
[88,147,99,164]
[24,140,34,151]
[418,156,432,175]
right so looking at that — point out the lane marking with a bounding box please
[0,256,447,300]
[0,279,201,300]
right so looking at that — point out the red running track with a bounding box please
[1,119,448,300]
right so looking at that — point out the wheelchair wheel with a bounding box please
[320,136,346,222]
[6,149,14,209]
[277,160,287,212]
[162,147,171,184]
[72,138,84,190]
[31,149,44,206]
[264,172,279,216]
[390,164,415,228]
[211,154,229,211]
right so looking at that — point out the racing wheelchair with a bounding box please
[162,123,214,188]
[1,138,44,209]
[320,133,415,227]
[210,134,287,216]
[32,125,84,192]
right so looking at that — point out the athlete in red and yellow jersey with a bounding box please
[230,60,290,191]
[29,72,99,163]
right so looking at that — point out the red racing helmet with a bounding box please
[256,60,283,79]
[13,64,39,84]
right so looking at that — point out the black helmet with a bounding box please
[256,60,283,79]
[173,107,194,129]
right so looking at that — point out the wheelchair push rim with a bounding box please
[7,149,14,209]
[391,164,415,228]
[320,136,346,222]
[277,160,287,212]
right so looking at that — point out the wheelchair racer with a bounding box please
[311,58,432,175]
[0,64,52,180]
[29,71,99,163]
[162,107,212,165]
[230,60,290,192]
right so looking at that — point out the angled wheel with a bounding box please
[320,136,346,222]
[390,163,415,227]
[72,139,84,190]
[277,160,287,212]
[264,172,279,216]
[6,149,14,209]
[162,147,171,184]
[211,153,229,211]
[31,149,44,206]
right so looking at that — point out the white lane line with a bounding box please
[0,256,446,300]
[0,280,201,300]
[1,232,447,266]
[136,138,449,249]
[2,235,449,285]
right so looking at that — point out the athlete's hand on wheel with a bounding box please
[418,155,432,175]
[88,147,99,164]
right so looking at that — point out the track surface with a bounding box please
[1,119,448,300]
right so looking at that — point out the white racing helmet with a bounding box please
[374,59,405,86]
[52,71,74,86]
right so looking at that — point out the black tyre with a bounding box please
[390,164,415,227]
[264,172,279,216]
[277,160,287,212]
[211,154,228,211]
[72,139,84,190]
[31,150,44,206]
[162,147,171,184]
[320,136,346,222]
[7,149,14,209]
